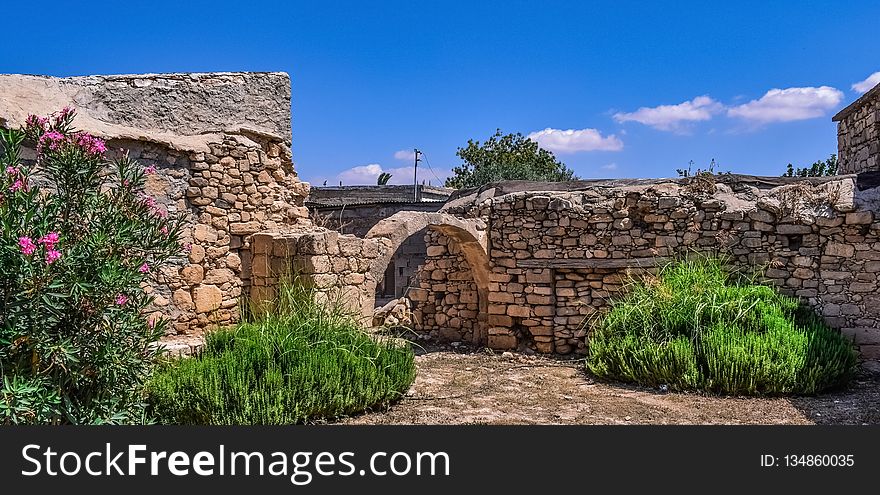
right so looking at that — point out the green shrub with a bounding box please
[0,110,185,424]
[586,256,857,395]
[147,276,416,424]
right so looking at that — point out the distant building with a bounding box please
[306,184,454,305]
[834,81,880,174]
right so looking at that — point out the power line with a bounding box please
[418,150,444,185]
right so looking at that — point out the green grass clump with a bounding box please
[147,277,415,424]
[586,256,857,395]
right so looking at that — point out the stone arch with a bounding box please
[365,212,490,344]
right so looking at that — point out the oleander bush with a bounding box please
[0,109,186,424]
[586,255,858,395]
[147,276,416,424]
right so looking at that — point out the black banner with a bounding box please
[0,426,875,492]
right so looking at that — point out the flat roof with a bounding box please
[833,81,880,122]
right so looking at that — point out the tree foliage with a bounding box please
[377,172,392,185]
[784,154,838,177]
[444,129,576,188]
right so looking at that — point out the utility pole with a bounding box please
[413,148,421,201]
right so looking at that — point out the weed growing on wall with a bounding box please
[586,256,857,395]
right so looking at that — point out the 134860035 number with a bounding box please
[784,454,854,467]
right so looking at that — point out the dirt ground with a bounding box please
[343,342,880,425]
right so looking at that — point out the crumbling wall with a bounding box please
[0,72,311,336]
[835,87,880,174]
[409,229,481,343]
[417,176,880,361]
[249,231,386,321]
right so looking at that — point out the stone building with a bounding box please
[834,80,880,174]
[306,185,452,305]
[401,176,880,362]
[4,71,880,366]
[0,72,315,337]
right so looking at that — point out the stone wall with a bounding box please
[835,85,880,174]
[307,202,445,306]
[249,231,387,321]
[409,229,482,343]
[151,132,309,333]
[413,175,880,361]
[0,72,312,336]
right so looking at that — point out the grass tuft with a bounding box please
[586,255,857,395]
[147,275,416,424]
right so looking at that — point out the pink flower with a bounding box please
[18,237,36,256]
[182,242,192,253]
[6,166,19,176]
[153,207,168,219]
[144,165,156,175]
[115,294,128,306]
[74,133,106,156]
[45,249,62,265]
[39,131,65,152]
[160,226,169,235]
[138,263,150,274]
[143,196,157,209]
[148,319,156,329]
[38,232,60,250]
[53,107,75,127]
[10,180,25,192]
[25,114,49,131]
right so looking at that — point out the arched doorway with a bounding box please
[365,212,490,345]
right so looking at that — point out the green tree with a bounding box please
[784,154,838,177]
[444,129,576,188]
[377,172,392,185]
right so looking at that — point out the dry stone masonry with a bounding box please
[409,229,483,343]
[249,230,388,321]
[0,73,312,338]
[835,80,880,174]
[4,71,880,367]
[412,176,880,362]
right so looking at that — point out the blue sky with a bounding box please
[3,0,879,185]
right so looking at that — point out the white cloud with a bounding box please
[336,163,385,185]
[612,96,723,132]
[333,163,450,186]
[526,128,623,153]
[393,149,416,161]
[726,86,843,124]
[600,163,618,170]
[852,71,880,94]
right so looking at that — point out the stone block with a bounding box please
[488,334,517,350]
[507,305,531,318]
[776,224,812,234]
[172,289,194,311]
[426,245,447,257]
[180,264,205,285]
[229,221,262,235]
[193,285,222,314]
[488,314,513,326]
[824,243,855,257]
[408,288,429,301]
[845,211,873,225]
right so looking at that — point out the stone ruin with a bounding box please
[0,73,316,341]
[834,80,880,174]
[2,72,880,364]
[410,176,880,361]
